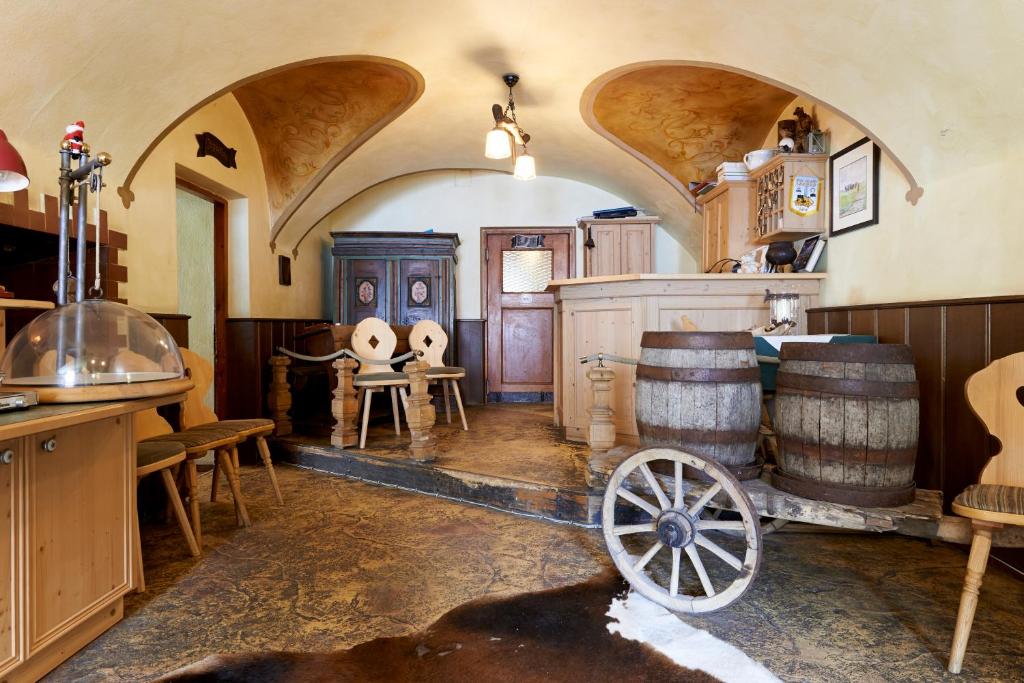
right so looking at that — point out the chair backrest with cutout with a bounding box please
[134,408,174,441]
[409,320,448,368]
[178,347,218,428]
[350,317,398,375]
[966,352,1024,488]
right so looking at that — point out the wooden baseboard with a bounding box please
[1,598,123,683]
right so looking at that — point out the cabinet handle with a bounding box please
[0,450,11,465]
[41,437,57,453]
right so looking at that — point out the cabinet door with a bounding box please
[397,258,441,327]
[344,259,389,324]
[0,439,21,675]
[588,224,621,276]
[620,223,651,274]
[26,417,130,652]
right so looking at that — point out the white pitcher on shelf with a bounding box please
[743,148,776,171]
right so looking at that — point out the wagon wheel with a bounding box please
[602,447,762,613]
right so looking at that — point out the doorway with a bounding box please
[482,227,575,403]
[175,179,228,415]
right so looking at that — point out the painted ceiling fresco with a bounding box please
[590,65,795,196]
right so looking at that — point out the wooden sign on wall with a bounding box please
[195,132,237,169]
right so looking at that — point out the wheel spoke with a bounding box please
[673,461,683,509]
[633,541,664,571]
[613,522,656,536]
[638,463,671,510]
[695,534,744,571]
[687,482,723,516]
[616,487,661,518]
[696,520,747,532]
[685,544,716,597]
[670,546,681,596]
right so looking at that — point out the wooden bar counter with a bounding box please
[0,394,182,682]
[551,273,825,443]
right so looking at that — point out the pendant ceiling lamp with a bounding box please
[0,129,29,191]
[484,73,535,180]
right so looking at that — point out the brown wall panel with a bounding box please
[906,307,944,493]
[850,309,877,336]
[876,307,908,344]
[807,311,827,334]
[827,310,850,334]
[943,305,990,503]
[990,302,1024,361]
[455,319,485,405]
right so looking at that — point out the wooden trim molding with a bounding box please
[580,60,924,207]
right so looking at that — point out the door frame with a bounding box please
[175,177,229,418]
[480,226,576,401]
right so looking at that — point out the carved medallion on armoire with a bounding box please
[331,231,459,363]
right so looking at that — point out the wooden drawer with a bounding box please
[24,417,131,653]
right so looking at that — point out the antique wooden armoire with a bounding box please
[331,231,459,360]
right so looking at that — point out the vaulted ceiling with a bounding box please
[4,1,1018,258]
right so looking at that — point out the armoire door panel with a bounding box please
[346,259,389,324]
[398,258,441,326]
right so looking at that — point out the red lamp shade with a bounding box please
[0,130,29,192]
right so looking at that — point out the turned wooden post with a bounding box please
[403,359,437,462]
[267,355,292,436]
[587,365,617,453]
[331,358,359,448]
[949,519,1001,673]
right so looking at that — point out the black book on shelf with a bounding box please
[592,206,638,219]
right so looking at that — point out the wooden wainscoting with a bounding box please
[148,313,190,349]
[455,319,485,405]
[224,318,329,423]
[807,296,1024,510]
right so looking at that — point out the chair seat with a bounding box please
[954,484,1024,517]
[143,428,239,452]
[427,366,466,378]
[188,418,274,437]
[353,372,409,386]
[137,441,186,470]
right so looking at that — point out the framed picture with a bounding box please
[830,137,880,236]
[407,276,431,307]
[277,255,291,286]
[355,277,377,307]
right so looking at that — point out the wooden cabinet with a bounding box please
[332,232,459,362]
[579,217,657,277]
[697,181,756,271]
[750,153,828,243]
[0,439,21,675]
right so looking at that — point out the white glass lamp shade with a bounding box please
[513,150,536,180]
[485,125,512,159]
[0,300,185,388]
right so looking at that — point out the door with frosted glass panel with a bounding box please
[483,228,574,402]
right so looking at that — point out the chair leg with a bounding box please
[256,436,284,505]
[160,468,200,557]
[132,483,145,593]
[230,446,244,526]
[185,459,202,548]
[398,386,409,410]
[949,521,998,673]
[390,387,402,435]
[360,388,374,449]
[217,448,251,527]
[210,451,220,502]
[442,380,452,424]
[451,379,468,431]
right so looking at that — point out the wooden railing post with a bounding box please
[587,365,616,453]
[267,355,292,437]
[403,359,437,462]
[331,358,358,448]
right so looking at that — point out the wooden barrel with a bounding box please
[773,343,919,506]
[635,331,762,479]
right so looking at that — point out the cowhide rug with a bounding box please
[157,570,771,682]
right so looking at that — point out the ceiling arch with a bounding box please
[581,61,924,207]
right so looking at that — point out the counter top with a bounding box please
[0,393,183,440]
[548,272,826,287]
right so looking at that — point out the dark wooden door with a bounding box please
[483,228,574,402]
[345,259,389,324]
[398,258,441,326]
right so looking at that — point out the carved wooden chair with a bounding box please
[948,352,1024,673]
[132,440,199,592]
[173,348,284,506]
[351,317,410,448]
[409,319,468,430]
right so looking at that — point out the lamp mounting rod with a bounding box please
[503,73,520,88]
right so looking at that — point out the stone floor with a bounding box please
[49,464,1024,682]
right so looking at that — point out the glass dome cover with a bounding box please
[0,300,185,388]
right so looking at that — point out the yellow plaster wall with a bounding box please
[119,95,321,318]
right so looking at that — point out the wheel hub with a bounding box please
[656,509,696,548]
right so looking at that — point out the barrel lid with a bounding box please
[641,331,754,350]
[779,342,915,364]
